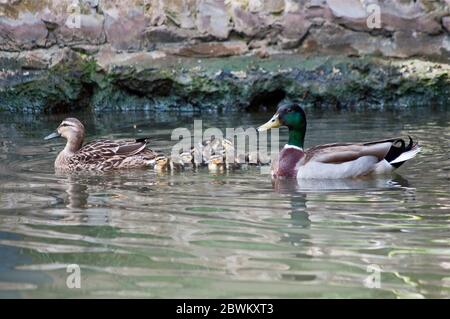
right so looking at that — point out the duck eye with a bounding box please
[287,109,293,113]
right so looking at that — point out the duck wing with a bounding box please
[113,138,150,156]
[304,136,420,167]
[304,141,392,164]
[72,138,156,164]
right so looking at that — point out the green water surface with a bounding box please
[0,108,448,298]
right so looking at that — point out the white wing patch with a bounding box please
[389,146,421,164]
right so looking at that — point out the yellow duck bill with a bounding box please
[257,113,281,132]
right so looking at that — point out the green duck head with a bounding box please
[258,102,307,148]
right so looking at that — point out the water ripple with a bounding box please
[0,109,449,298]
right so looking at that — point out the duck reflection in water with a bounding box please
[59,175,111,226]
[272,174,413,254]
[272,174,410,193]
[64,178,89,210]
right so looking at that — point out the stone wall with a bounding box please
[1,0,450,113]
[1,0,449,59]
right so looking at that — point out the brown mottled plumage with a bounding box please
[45,118,157,171]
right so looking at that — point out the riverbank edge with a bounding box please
[1,47,449,114]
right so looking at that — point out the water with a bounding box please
[0,108,449,298]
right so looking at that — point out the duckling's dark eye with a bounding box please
[60,123,69,127]
[286,109,293,113]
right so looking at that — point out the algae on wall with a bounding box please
[1,49,449,113]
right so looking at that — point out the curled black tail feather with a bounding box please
[136,138,151,144]
[384,136,415,168]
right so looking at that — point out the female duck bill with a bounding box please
[44,131,61,140]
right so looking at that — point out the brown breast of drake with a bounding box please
[273,146,304,178]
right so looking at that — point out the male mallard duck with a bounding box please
[45,118,157,171]
[258,103,421,179]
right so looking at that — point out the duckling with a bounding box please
[207,154,226,172]
[202,137,221,163]
[179,151,194,169]
[221,137,236,162]
[44,118,157,171]
[169,154,188,171]
[154,155,170,172]
[199,136,274,170]
[191,137,219,168]
[153,150,195,172]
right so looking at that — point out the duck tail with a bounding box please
[384,136,421,168]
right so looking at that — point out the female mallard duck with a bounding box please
[45,118,157,171]
[258,103,421,179]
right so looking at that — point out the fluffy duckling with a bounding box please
[154,155,170,172]
[207,154,226,172]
